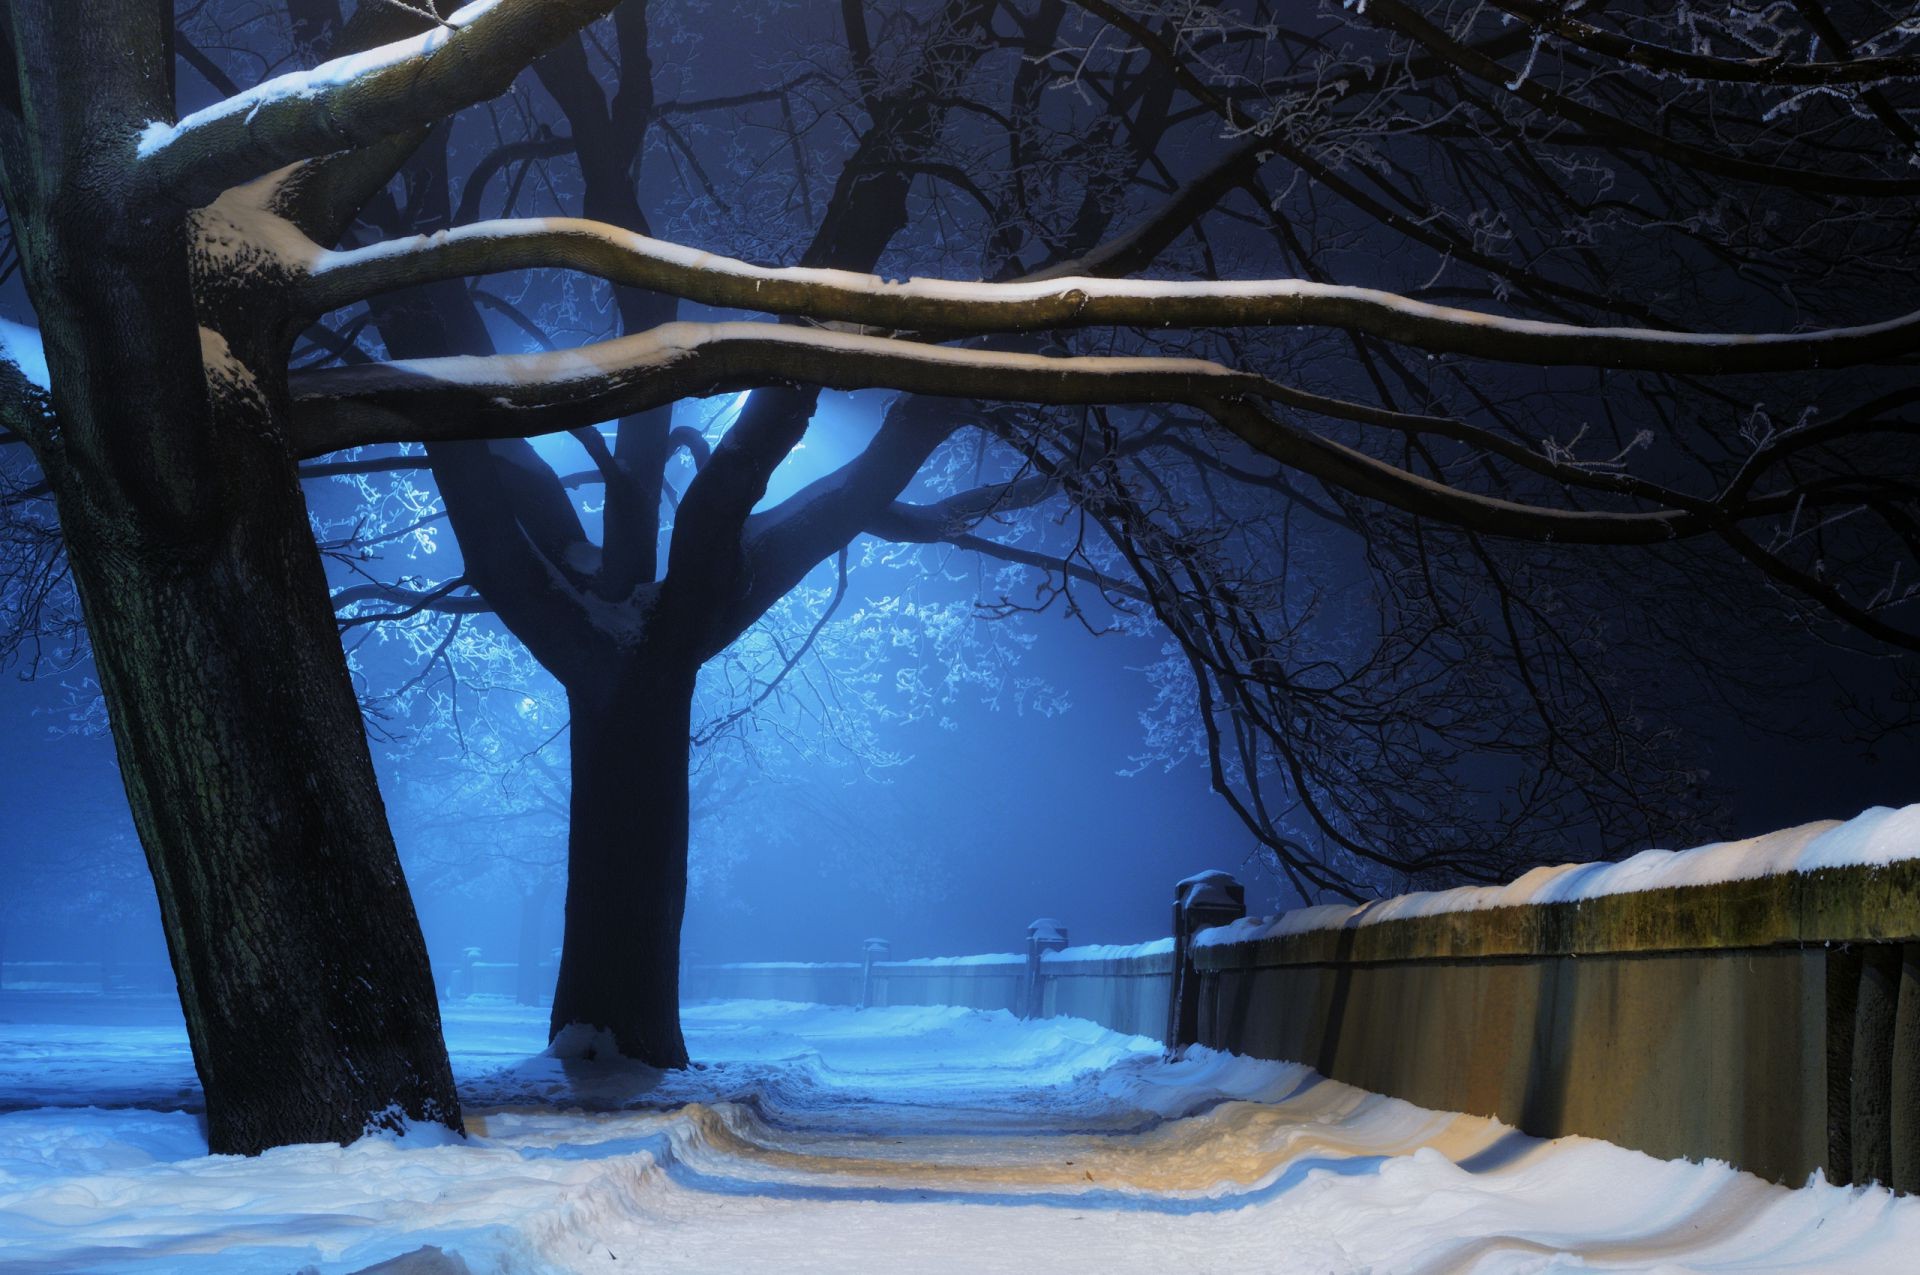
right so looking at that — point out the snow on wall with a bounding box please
[1200,804,1920,948]
[883,953,1025,968]
[695,961,862,971]
[1045,938,1174,963]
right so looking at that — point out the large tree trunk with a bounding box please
[51,441,464,1154]
[548,667,693,1066]
[1,0,463,1154]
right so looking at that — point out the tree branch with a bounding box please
[866,504,1149,602]
[1353,0,1920,197]
[1481,0,1920,87]
[332,577,493,626]
[136,0,618,211]
[290,319,1760,551]
[295,217,1920,373]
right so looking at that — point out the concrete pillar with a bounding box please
[1025,918,1068,1019]
[861,938,890,1009]
[1165,871,1246,1052]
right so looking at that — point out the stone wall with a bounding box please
[1192,862,1920,1190]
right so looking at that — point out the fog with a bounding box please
[5,543,1917,1008]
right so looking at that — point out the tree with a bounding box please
[0,0,1913,1147]
[0,0,633,1153]
[299,0,1920,1055]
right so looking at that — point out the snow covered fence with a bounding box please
[1194,808,1920,1193]
[680,806,1920,1195]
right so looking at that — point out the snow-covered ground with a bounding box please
[1,996,1916,1273]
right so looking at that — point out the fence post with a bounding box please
[1025,918,1068,1018]
[861,938,890,1009]
[1166,871,1246,1053]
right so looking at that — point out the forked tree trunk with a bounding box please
[548,668,693,1066]
[51,438,463,1154]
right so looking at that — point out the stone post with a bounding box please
[1025,918,1069,1019]
[1166,871,1246,1052]
[861,937,891,1009]
[441,946,482,1001]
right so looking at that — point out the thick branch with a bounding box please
[297,218,1920,373]
[136,0,617,210]
[292,320,1725,548]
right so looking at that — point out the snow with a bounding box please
[1202,803,1920,947]
[1046,938,1174,962]
[695,961,861,971]
[3,995,1918,1272]
[884,952,1023,967]
[136,0,511,160]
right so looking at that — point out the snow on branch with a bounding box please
[297,217,1920,374]
[289,321,1262,453]
[289,320,1707,547]
[136,0,616,211]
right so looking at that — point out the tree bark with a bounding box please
[547,666,694,1066]
[51,442,462,1154]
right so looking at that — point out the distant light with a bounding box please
[707,390,751,438]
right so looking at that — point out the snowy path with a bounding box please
[0,997,1916,1273]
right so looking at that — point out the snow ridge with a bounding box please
[1202,803,1920,948]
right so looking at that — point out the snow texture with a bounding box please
[1045,938,1174,962]
[1201,803,1920,948]
[884,952,1024,967]
[696,961,861,971]
[0,318,48,390]
[136,0,509,160]
[2,995,1917,1272]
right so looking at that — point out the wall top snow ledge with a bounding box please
[1197,804,1920,968]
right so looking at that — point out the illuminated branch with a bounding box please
[295,218,1920,373]
[292,319,1750,547]
[136,0,617,210]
